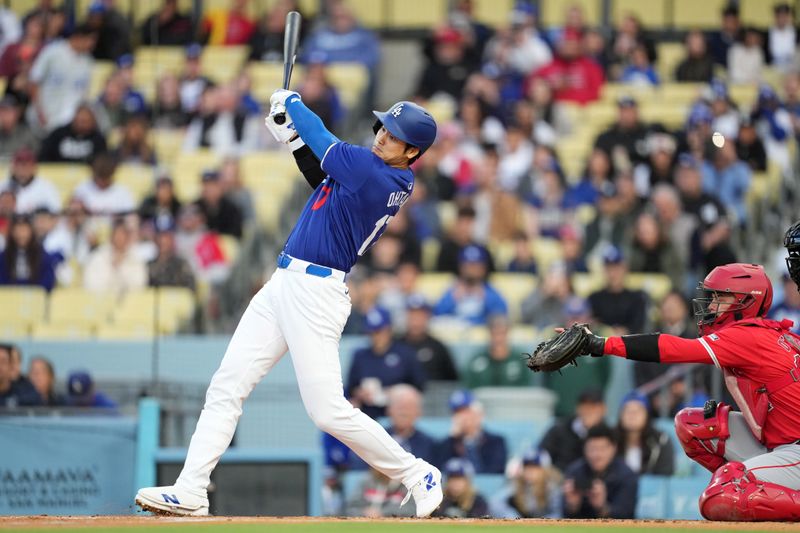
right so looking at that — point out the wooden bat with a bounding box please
[274,10,301,125]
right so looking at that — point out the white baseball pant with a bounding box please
[174,267,431,493]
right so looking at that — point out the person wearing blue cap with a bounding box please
[493,448,562,518]
[177,44,214,116]
[433,244,508,326]
[345,307,427,420]
[193,169,243,239]
[615,391,674,476]
[139,0,193,46]
[751,83,793,174]
[700,133,751,226]
[431,458,489,518]
[86,0,131,62]
[400,293,458,381]
[65,370,117,409]
[438,390,507,474]
[587,245,648,335]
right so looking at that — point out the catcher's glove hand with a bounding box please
[525,323,606,373]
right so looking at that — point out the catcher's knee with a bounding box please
[674,401,731,472]
[700,461,800,521]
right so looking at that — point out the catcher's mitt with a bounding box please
[525,323,604,373]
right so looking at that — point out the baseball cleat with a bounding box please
[135,486,209,516]
[401,467,443,518]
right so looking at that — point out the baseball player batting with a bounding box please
[135,91,440,516]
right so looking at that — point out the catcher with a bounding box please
[529,263,800,521]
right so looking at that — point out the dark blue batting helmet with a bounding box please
[372,101,437,160]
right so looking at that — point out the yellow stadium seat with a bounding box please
[48,288,115,328]
[421,239,440,272]
[133,47,185,98]
[133,0,192,26]
[728,84,758,107]
[95,322,157,340]
[201,46,249,83]
[172,150,222,201]
[627,273,673,302]
[88,61,115,100]
[75,0,135,20]
[437,202,458,235]
[659,83,706,104]
[0,287,46,332]
[611,0,667,28]
[532,238,564,270]
[583,102,618,129]
[472,0,515,27]
[0,322,29,340]
[572,272,604,297]
[202,0,260,18]
[541,0,601,28]
[247,62,305,102]
[254,193,285,234]
[386,0,447,28]
[112,288,195,334]
[31,323,93,340]
[424,97,457,125]
[152,129,186,166]
[671,0,727,29]
[8,0,52,16]
[429,321,469,344]
[218,234,240,263]
[37,163,92,204]
[656,42,688,82]
[488,241,514,270]
[601,83,655,103]
[740,0,786,28]
[509,325,539,346]
[240,152,300,189]
[343,0,386,28]
[464,326,490,344]
[416,273,455,302]
[489,273,538,322]
[0,78,5,97]
[325,63,369,109]
[114,164,160,202]
[640,103,690,128]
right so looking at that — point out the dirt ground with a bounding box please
[1,516,797,530]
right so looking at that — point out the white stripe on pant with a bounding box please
[175,268,430,493]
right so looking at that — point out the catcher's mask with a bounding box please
[692,263,772,335]
[785,220,800,289]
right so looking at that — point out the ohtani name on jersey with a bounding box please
[387,191,410,208]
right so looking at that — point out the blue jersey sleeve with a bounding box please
[286,97,340,159]
[321,142,384,193]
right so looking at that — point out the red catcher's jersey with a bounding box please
[605,318,800,449]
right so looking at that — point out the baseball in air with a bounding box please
[712,131,725,148]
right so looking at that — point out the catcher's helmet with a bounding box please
[372,101,437,161]
[784,220,800,289]
[692,263,773,335]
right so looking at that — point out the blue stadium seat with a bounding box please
[667,476,707,519]
[635,475,669,519]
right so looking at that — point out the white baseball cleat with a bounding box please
[135,486,209,516]
[401,467,443,518]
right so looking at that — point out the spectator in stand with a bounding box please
[594,96,651,167]
[249,0,305,62]
[559,224,589,274]
[465,315,529,388]
[620,43,659,87]
[608,14,656,81]
[523,160,574,239]
[148,218,196,291]
[0,7,21,58]
[199,0,255,46]
[73,152,135,215]
[706,81,740,142]
[436,205,495,274]
[385,384,437,465]
[112,114,158,166]
[27,24,96,133]
[528,29,604,105]
[701,141,751,226]
[562,424,637,519]
[193,170,243,239]
[438,390,507,474]
[482,3,551,78]
[0,191,15,242]
[568,148,612,206]
[431,458,489,518]
[582,180,633,262]
[218,157,255,224]
[631,133,677,198]
[784,72,800,143]
[179,44,215,117]
[507,231,537,274]
[434,245,507,326]
[650,185,696,272]
[0,214,57,291]
[0,13,43,81]
[139,175,181,228]
[0,344,41,407]
[346,467,411,518]
[708,4,742,67]
[415,26,477,102]
[83,217,147,298]
[66,370,117,408]
[153,73,190,129]
[183,83,262,156]
[679,104,715,162]
[588,245,648,335]
[43,198,94,285]
[492,449,562,518]
[400,294,458,382]
[297,58,344,132]
[675,30,714,83]
[39,104,107,164]
[175,204,231,285]
[728,26,764,85]
[583,28,612,75]
[767,3,798,71]
[674,155,736,275]
[735,119,767,172]
[140,0,194,46]
[0,148,60,215]
[627,211,684,289]
[615,392,674,476]
[521,263,573,329]
[28,356,63,406]
[539,389,607,472]
[85,0,131,61]
[0,95,39,161]
[751,84,793,174]
[769,274,800,335]
[545,4,586,48]
[346,307,426,419]
[471,147,523,243]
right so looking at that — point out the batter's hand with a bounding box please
[270,89,301,108]
[265,103,297,144]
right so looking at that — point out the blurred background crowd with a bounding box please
[2,0,800,520]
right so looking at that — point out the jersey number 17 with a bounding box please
[358,214,393,256]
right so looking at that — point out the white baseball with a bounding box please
[712,131,725,148]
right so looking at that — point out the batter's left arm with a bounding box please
[286,97,340,160]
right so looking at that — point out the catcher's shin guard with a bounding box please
[674,401,731,472]
[699,461,800,521]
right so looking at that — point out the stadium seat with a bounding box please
[48,288,115,328]
[95,322,158,340]
[509,324,539,346]
[342,0,386,28]
[415,272,455,302]
[475,387,556,421]
[666,477,707,519]
[601,82,655,103]
[253,192,285,235]
[218,234,240,263]
[132,0,192,26]
[37,163,92,204]
[640,102,690,129]
[0,322,29,340]
[611,0,668,28]
[671,0,728,29]
[151,129,186,167]
[30,323,94,340]
[541,0,601,27]
[423,97,457,125]
[133,47,185,99]
[656,42,688,82]
[728,84,758,107]
[88,61,115,100]
[8,0,48,15]
[324,63,369,109]
[471,0,516,27]
[114,164,160,202]
[202,0,260,18]
[628,273,673,301]
[532,238,564,270]
[172,150,222,201]
[240,152,300,193]
[111,287,195,334]
[740,0,787,28]
[201,46,249,83]
[386,0,448,28]
[659,83,706,105]
[572,271,605,297]
[0,287,47,324]
[247,62,304,102]
[636,475,669,519]
[489,273,538,322]
[582,102,617,130]
[421,239,440,272]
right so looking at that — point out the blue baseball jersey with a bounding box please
[283,142,414,272]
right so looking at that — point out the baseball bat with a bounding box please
[274,10,301,125]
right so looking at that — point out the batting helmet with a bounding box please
[692,263,773,335]
[784,220,800,289]
[372,101,437,161]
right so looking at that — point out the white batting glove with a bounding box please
[270,89,301,108]
[264,103,297,144]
